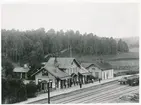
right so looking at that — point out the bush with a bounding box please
[26,81,37,98]
[2,78,27,104]
[2,78,9,103]
[17,83,27,102]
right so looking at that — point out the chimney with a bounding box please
[54,56,57,63]
[96,58,100,63]
[54,56,59,68]
[100,58,104,63]
[23,64,28,69]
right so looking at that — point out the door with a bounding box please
[107,72,109,79]
[103,72,105,80]
[95,72,99,78]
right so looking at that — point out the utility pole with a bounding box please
[70,45,72,57]
[48,80,52,104]
[48,82,50,104]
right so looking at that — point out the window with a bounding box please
[71,62,73,65]
[22,73,26,79]
[92,68,95,70]
[69,68,71,74]
[42,83,45,90]
[109,70,111,76]
[50,82,52,88]
[38,79,42,84]
[107,72,109,78]
[73,68,75,73]
[103,72,105,79]
[42,69,48,76]
[75,68,77,73]
[95,72,99,78]
[67,69,69,74]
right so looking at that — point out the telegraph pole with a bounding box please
[48,82,50,104]
[70,45,72,57]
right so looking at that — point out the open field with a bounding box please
[61,51,139,72]
[71,51,139,74]
[109,59,139,70]
[129,47,139,52]
[71,52,139,63]
[109,60,139,67]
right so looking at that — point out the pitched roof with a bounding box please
[44,65,71,80]
[81,62,112,70]
[95,62,112,70]
[31,66,71,80]
[79,66,92,75]
[31,67,44,77]
[13,67,29,73]
[46,57,81,68]
[81,63,93,69]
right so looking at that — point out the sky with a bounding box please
[1,3,140,38]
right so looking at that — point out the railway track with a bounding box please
[60,84,130,103]
[82,86,138,103]
[29,80,117,104]
[29,80,139,104]
[55,83,120,104]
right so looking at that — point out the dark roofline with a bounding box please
[86,64,95,69]
[73,59,81,68]
[31,67,71,80]
[83,62,113,70]
[95,62,113,70]
[46,70,71,80]
[31,67,44,77]
[50,57,81,68]
[31,67,58,78]
[31,57,81,77]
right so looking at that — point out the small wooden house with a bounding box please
[13,65,29,79]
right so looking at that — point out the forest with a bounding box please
[1,28,129,75]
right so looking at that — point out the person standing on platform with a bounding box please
[79,81,82,88]
[99,78,101,83]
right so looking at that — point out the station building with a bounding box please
[81,60,114,80]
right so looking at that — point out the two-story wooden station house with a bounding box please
[31,57,91,92]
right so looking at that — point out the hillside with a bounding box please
[60,50,139,63]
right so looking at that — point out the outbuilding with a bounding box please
[81,61,114,80]
[13,65,29,79]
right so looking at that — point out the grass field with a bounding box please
[129,47,139,52]
[73,52,139,63]
[60,49,139,72]
[109,60,139,67]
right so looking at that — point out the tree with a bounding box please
[2,78,27,104]
[123,41,129,52]
[2,57,14,77]
[1,28,129,69]
[118,39,129,53]
[110,37,117,54]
